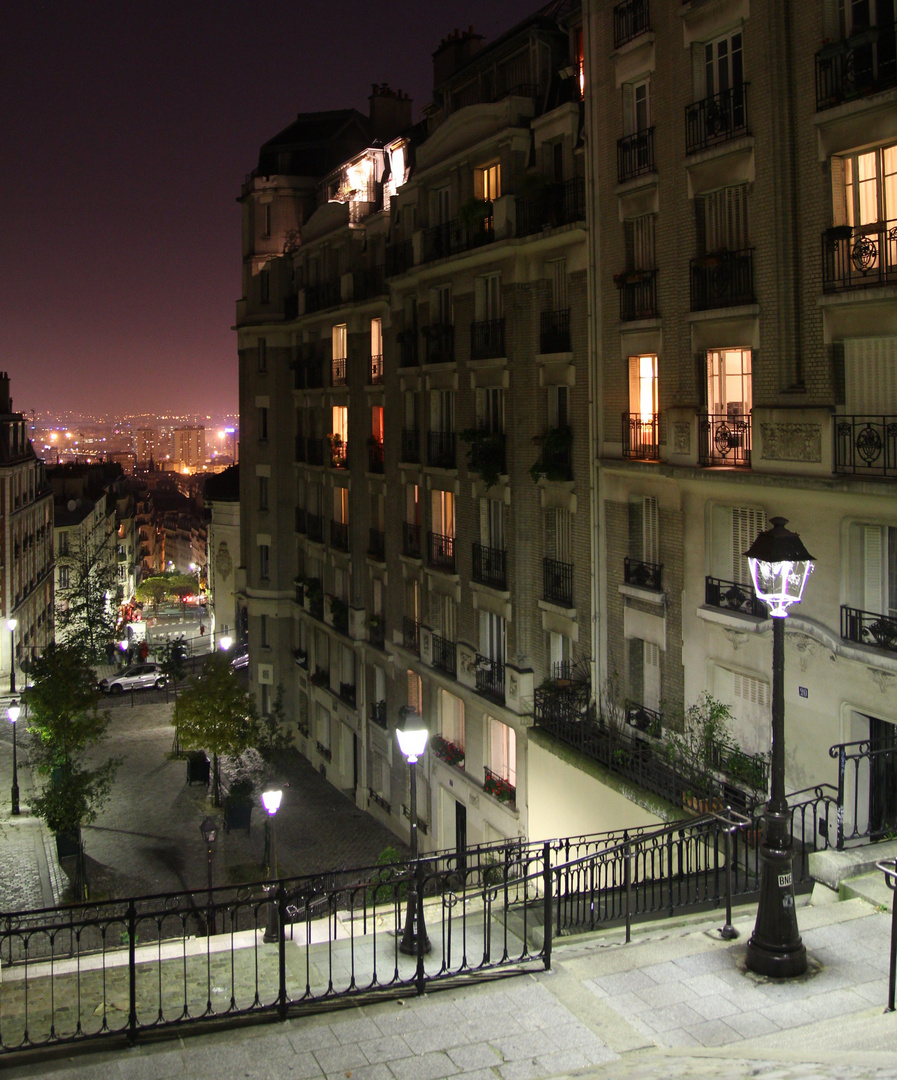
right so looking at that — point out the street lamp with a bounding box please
[8,700,20,816]
[744,517,814,978]
[200,816,218,934]
[6,617,17,694]
[219,635,233,653]
[261,788,282,944]
[396,713,431,955]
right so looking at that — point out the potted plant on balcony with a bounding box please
[484,772,515,804]
[530,425,573,482]
[431,734,465,767]
[458,197,493,234]
[460,428,505,489]
[326,433,344,466]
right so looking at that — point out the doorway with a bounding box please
[868,715,897,839]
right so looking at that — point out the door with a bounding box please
[869,715,897,839]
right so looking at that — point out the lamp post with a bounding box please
[8,700,20,816]
[219,635,233,653]
[200,816,218,934]
[744,517,814,978]
[397,715,431,955]
[6,617,17,694]
[261,788,282,943]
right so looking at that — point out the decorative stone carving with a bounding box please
[793,634,819,672]
[216,541,232,581]
[724,630,747,652]
[869,668,896,695]
[760,423,821,463]
[674,421,690,454]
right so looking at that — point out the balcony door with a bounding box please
[432,488,455,538]
[868,714,897,839]
[707,348,752,419]
[479,497,504,549]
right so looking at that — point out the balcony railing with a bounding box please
[689,248,754,310]
[331,357,347,386]
[616,270,657,320]
[424,323,454,365]
[367,440,384,473]
[626,702,663,736]
[427,430,456,469]
[370,787,391,813]
[841,605,897,652]
[483,766,515,807]
[516,178,585,237]
[402,522,421,559]
[428,531,456,572]
[330,521,349,552]
[835,415,897,477]
[472,542,507,590]
[368,615,385,648]
[403,616,420,652]
[539,308,571,353]
[470,318,506,360]
[815,20,897,111]
[822,221,897,292]
[698,413,752,466]
[294,435,307,463]
[543,557,573,607]
[431,633,457,676]
[685,84,749,155]
[398,330,418,367]
[422,215,494,263]
[328,438,348,468]
[369,354,383,385]
[622,412,659,460]
[705,576,766,618]
[295,507,307,534]
[617,127,655,183]
[401,428,420,464]
[476,655,505,704]
[614,0,650,48]
[385,239,413,277]
[306,513,324,543]
[353,265,386,301]
[624,557,662,591]
[306,280,341,313]
[368,528,385,561]
[307,438,325,466]
[370,700,387,729]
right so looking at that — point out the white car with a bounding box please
[99,664,167,694]
[231,644,249,671]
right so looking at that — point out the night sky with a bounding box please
[4,0,541,421]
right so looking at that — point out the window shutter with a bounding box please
[865,525,884,613]
[622,83,634,137]
[643,641,661,712]
[643,497,659,563]
[629,356,641,413]
[822,0,840,38]
[479,498,490,543]
[831,157,848,226]
[732,507,767,583]
[692,42,706,99]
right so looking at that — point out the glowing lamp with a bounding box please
[745,518,814,618]
[396,720,428,764]
[8,701,20,724]
[219,635,233,651]
[261,788,282,816]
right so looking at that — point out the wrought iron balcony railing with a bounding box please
[689,248,754,310]
[370,699,387,729]
[516,178,585,237]
[815,20,897,111]
[626,702,663,736]
[403,615,420,652]
[353,265,386,301]
[400,428,420,464]
[369,354,383,385]
[428,531,456,573]
[822,221,897,292]
[483,766,516,807]
[472,542,507,590]
[614,0,650,48]
[306,280,341,313]
[705,576,766,618]
[307,438,325,466]
[367,441,384,473]
[698,413,751,467]
[470,318,506,360]
[330,521,349,552]
[841,605,897,652]
[306,513,324,544]
[295,507,307,534]
[398,329,418,367]
[617,127,655,183]
[424,323,455,365]
[331,357,347,386]
[427,430,456,469]
[617,269,657,320]
[543,557,574,607]
[431,633,457,676]
[624,557,662,591]
[476,655,505,704]
[540,308,571,353]
[685,83,749,155]
[368,528,385,561]
[385,239,413,277]
[622,412,659,460]
[835,415,897,477]
[328,438,347,468]
[423,216,494,263]
[294,435,307,463]
[402,522,421,559]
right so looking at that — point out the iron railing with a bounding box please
[427,431,456,469]
[370,700,387,728]
[331,357,347,386]
[626,702,663,736]
[475,654,505,704]
[483,766,516,808]
[815,20,897,111]
[617,270,657,320]
[472,542,508,590]
[423,216,494,262]
[470,318,506,360]
[306,513,324,544]
[370,354,384,385]
[367,441,384,473]
[328,438,348,468]
[705,576,766,618]
[402,522,421,560]
[835,415,897,476]
[822,221,897,291]
[353,265,386,301]
[385,239,413,277]
[539,308,571,353]
[368,528,385,562]
[306,280,341,313]
[831,737,897,846]
[699,413,751,466]
[424,323,455,365]
[841,605,897,652]
[614,0,650,48]
[403,616,420,653]
[401,428,420,463]
[516,178,585,236]
[428,531,456,573]
[431,633,457,676]
[622,412,659,459]
[690,248,754,310]
[617,128,655,183]
[330,521,349,552]
[624,557,662,591]
[543,557,573,607]
[685,84,749,155]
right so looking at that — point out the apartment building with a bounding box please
[584,0,897,841]
[172,426,206,471]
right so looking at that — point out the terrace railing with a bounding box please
[835,415,897,477]
[685,84,749,154]
[822,221,897,292]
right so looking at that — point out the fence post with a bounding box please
[720,826,737,940]
[837,747,846,850]
[624,841,632,944]
[127,899,138,1045]
[415,860,426,996]
[542,842,552,970]
[277,881,288,1020]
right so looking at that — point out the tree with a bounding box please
[136,576,168,612]
[173,652,257,805]
[55,529,120,661]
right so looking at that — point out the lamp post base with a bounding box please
[399,889,431,956]
[11,783,19,816]
[745,837,806,978]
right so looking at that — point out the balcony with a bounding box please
[403,616,420,652]
[430,734,464,768]
[294,435,307,463]
[422,214,494,263]
[539,309,571,353]
[822,221,897,292]
[331,357,347,387]
[330,520,349,552]
[616,269,658,320]
[424,323,454,365]
[339,682,356,707]
[543,557,573,607]
[622,413,659,460]
[614,0,650,48]
[353,264,386,301]
[328,437,348,469]
[294,358,324,391]
[306,280,341,313]
[705,576,766,618]
[690,248,754,311]
[398,329,419,367]
[624,557,662,591]
[470,318,506,360]
[462,429,506,486]
[483,767,515,807]
[295,507,307,535]
[841,606,897,652]
[368,527,385,561]
[307,438,325,466]
[367,440,384,473]
[306,513,324,544]
[836,415,897,477]
[685,84,749,155]
[370,700,387,729]
[476,654,505,704]
[431,633,457,676]
[617,128,655,183]
[428,531,455,573]
[385,239,413,277]
[427,430,456,469]
[699,413,751,467]
[472,542,507,590]
[369,354,384,385]
[401,428,420,464]
[516,178,585,237]
[530,426,573,482]
[402,522,421,559]
[815,20,897,111]
[626,702,663,737]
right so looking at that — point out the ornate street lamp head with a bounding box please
[8,700,20,724]
[745,517,815,619]
[6,618,17,633]
[200,816,218,845]
[396,708,428,764]
[219,635,233,651]
[261,788,282,816]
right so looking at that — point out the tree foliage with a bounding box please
[55,529,120,661]
[136,572,200,612]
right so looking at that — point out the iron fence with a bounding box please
[622,412,659,459]
[690,248,754,310]
[614,0,650,48]
[472,542,507,590]
[841,605,897,652]
[330,520,349,552]
[624,557,662,591]
[822,221,897,291]
[685,84,749,154]
[705,576,766,618]
[542,557,573,607]
[423,217,494,263]
[617,270,657,320]
[539,309,571,353]
[835,415,897,476]
[431,633,457,676]
[427,430,456,469]
[306,280,341,313]
[475,654,505,704]
[698,413,751,466]
[831,735,897,847]
[353,265,386,301]
[617,128,655,183]
[470,319,506,360]
[815,20,897,111]
[428,531,456,573]
[516,178,585,237]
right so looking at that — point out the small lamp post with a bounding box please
[261,788,282,944]
[744,517,814,978]
[397,714,431,955]
[200,816,218,934]
[219,635,233,653]
[6,618,17,694]
[8,700,20,816]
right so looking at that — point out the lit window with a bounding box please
[475,163,501,201]
[489,717,517,786]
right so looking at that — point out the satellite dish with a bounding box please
[67,499,77,512]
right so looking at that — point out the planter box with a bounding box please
[186,751,210,785]
[55,830,81,861]
[223,798,252,834]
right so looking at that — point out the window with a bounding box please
[59,566,70,590]
[698,186,748,253]
[628,354,658,420]
[434,186,451,224]
[629,495,659,564]
[260,613,269,647]
[730,506,767,585]
[834,144,897,229]
[475,163,501,201]
[259,544,270,580]
[260,269,270,304]
[628,638,661,712]
[332,323,347,360]
[369,750,390,801]
[331,404,348,444]
[625,216,655,270]
[333,486,349,526]
[258,338,267,372]
[440,689,465,748]
[58,533,69,556]
[316,704,331,750]
[844,338,897,414]
[489,717,517,786]
[476,387,505,434]
[407,669,422,713]
[430,389,454,433]
[546,507,572,563]
[371,317,382,357]
[707,348,752,418]
[430,284,453,325]
[699,31,744,101]
[547,258,567,311]
[258,406,268,441]
[623,78,650,136]
[850,523,897,618]
[479,610,506,663]
[262,203,272,238]
[549,385,569,429]
[405,578,420,622]
[405,483,420,526]
[258,475,269,511]
[474,273,502,321]
[371,405,383,443]
[575,25,584,98]
[479,497,504,549]
[432,489,455,538]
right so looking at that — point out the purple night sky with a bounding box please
[3,0,540,421]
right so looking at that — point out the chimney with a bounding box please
[0,372,11,414]
[433,26,484,90]
[368,83,413,142]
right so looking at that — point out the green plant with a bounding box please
[431,735,465,767]
[484,772,515,804]
[664,693,733,780]
[330,596,349,633]
[725,747,768,795]
[460,428,506,489]
[368,846,406,906]
[529,425,573,483]
[458,197,493,232]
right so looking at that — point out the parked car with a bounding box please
[231,643,249,671]
[99,663,167,694]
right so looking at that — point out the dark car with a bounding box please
[231,644,249,671]
[99,663,167,694]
